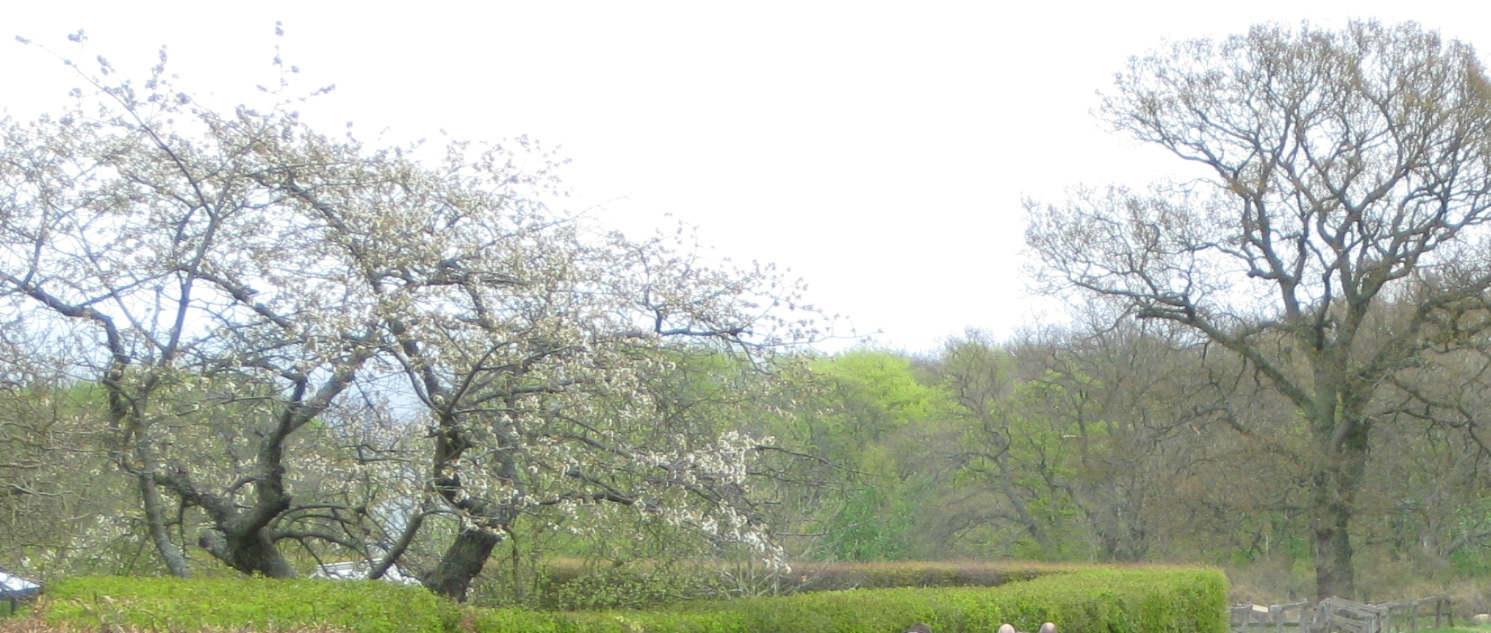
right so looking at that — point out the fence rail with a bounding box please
[1232,597,1452,633]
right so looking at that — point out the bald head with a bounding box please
[999,624,1016,633]
[1040,623,1057,633]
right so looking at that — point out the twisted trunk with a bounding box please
[422,528,504,602]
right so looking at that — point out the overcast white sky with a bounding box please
[7,1,1491,353]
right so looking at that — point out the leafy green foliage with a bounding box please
[796,351,961,561]
[823,486,917,561]
[813,352,954,436]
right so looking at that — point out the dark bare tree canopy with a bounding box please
[1028,21,1491,599]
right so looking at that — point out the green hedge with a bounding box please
[511,560,1060,610]
[468,607,747,633]
[480,561,1191,613]
[464,567,1228,633]
[780,561,1054,593]
[37,567,1226,633]
[42,576,459,633]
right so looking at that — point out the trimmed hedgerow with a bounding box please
[780,561,1056,593]
[644,567,1224,633]
[461,567,1227,633]
[521,559,1062,608]
[976,567,1229,633]
[42,576,459,633]
[36,566,1225,633]
[465,606,747,633]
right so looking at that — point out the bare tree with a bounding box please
[937,331,1056,552]
[1027,21,1491,598]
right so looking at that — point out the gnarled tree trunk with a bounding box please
[422,528,504,602]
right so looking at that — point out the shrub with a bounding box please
[33,566,1227,633]
[503,559,1066,610]
[780,561,1058,592]
[42,576,459,633]
[464,606,745,633]
[668,567,1228,633]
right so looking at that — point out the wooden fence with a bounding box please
[1232,601,1313,633]
[1231,597,1452,633]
